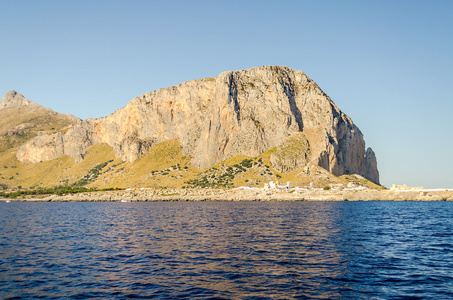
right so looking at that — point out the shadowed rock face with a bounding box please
[15,66,379,184]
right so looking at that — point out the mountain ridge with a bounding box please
[0,90,40,108]
[0,91,80,138]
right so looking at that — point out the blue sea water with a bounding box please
[0,201,452,299]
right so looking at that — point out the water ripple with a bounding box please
[1,201,452,299]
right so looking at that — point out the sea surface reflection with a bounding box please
[1,201,452,299]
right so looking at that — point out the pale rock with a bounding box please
[0,90,39,108]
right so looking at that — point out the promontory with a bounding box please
[1,66,381,196]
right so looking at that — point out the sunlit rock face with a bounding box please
[16,66,379,184]
[0,90,38,108]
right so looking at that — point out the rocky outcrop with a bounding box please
[270,133,311,173]
[365,147,379,184]
[15,66,379,184]
[0,90,39,108]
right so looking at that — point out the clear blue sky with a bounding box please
[1,0,452,188]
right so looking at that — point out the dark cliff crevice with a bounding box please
[281,76,303,132]
[227,73,240,123]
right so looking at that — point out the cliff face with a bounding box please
[16,66,379,184]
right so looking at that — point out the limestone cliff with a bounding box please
[16,66,380,184]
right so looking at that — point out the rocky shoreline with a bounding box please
[3,188,453,202]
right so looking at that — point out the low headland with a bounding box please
[2,186,453,202]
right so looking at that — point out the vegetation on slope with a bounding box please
[0,134,381,196]
[0,106,76,136]
[89,138,197,189]
[0,186,121,199]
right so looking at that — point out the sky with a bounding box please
[1,0,452,188]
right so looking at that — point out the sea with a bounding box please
[1,201,452,299]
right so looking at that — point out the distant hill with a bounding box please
[0,66,381,191]
[0,91,79,135]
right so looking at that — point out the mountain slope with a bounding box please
[0,91,80,152]
[0,91,82,189]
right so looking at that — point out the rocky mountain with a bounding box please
[12,66,379,184]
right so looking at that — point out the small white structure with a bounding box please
[391,184,424,191]
[264,181,277,189]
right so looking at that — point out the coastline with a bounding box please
[2,188,453,202]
